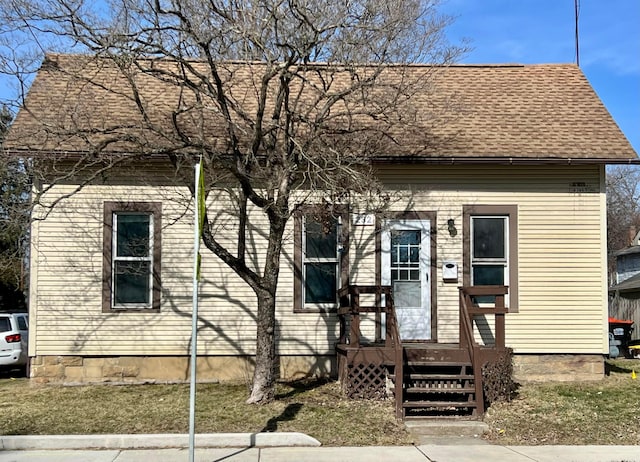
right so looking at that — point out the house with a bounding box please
[609,235,640,342]
[5,54,638,417]
[612,230,640,285]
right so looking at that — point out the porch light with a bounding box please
[447,219,457,237]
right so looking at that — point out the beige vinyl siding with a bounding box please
[374,164,607,353]
[30,178,337,356]
[30,163,608,357]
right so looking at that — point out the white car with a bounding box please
[0,313,28,370]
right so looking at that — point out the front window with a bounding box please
[103,202,162,311]
[294,208,348,312]
[471,216,508,303]
[113,213,153,306]
[464,205,518,311]
[304,217,339,305]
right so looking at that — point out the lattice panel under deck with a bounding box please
[342,363,389,399]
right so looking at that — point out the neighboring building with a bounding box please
[613,232,640,284]
[5,56,638,407]
[609,235,640,342]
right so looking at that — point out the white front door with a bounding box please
[381,219,431,340]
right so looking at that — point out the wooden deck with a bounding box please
[336,285,510,420]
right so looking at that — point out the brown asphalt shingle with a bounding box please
[5,53,637,161]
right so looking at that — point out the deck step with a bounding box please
[406,387,476,394]
[407,373,474,380]
[403,400,478,409]
[406,361,471,367]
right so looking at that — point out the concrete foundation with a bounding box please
[512,354,605,382]
[29,355,336,384]
[29,353,604,384]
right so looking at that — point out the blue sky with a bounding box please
[440,0,640,154]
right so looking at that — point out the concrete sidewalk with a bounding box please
[1,433,639,462]
[1,444,639,462]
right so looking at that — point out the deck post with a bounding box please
[350,288,361,348]
[495,293,506,349]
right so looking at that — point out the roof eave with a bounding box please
[6,148,640,166]
[371,156,640,165]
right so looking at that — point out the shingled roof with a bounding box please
[5,53,637,163]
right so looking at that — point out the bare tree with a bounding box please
[0,105,29,310]
[607,165,640,275]
[0,0,465,402]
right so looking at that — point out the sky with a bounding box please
[439,0,640,154]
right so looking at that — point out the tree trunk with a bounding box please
[246,288,277,403]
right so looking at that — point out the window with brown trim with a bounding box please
[294,207,349,312]
[463,205,518,311]
[103,202,162,312]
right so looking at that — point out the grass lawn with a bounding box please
[484,359,640,445]
[0,378,410,446]
[1,360,639,446]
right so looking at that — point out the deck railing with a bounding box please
[337,284,509,419]
[338,285,404,418]
[459,285,509,415]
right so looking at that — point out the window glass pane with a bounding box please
[472,265,505,286]
[0,317,10,332]
[409,247,419,263]
[114,261,151,304]
[391,231,420,267]
[393,281,421,307]
[305,219,337,259]
[305,263,336,303]
[117,214,150,257]
[399,247,408,265]
[472,265,504,304]
[17,317,27,330]
[392,230,419,246]
[473,218,505,259]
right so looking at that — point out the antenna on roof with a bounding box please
[574,0,580,66]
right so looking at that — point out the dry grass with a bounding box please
[484,360,640,445]
[2,362,639,446]
[0,378,411,446]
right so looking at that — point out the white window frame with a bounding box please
[112,211,154,309]
[470,215,509,293]
[302,215,341,310]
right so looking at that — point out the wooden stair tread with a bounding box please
[407,373,474,380]
[406,361,472,367]
[403,400,478,408]
[406,387,476,394]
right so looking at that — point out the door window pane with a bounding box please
[391,230,421,276]
[393,281,421,307]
